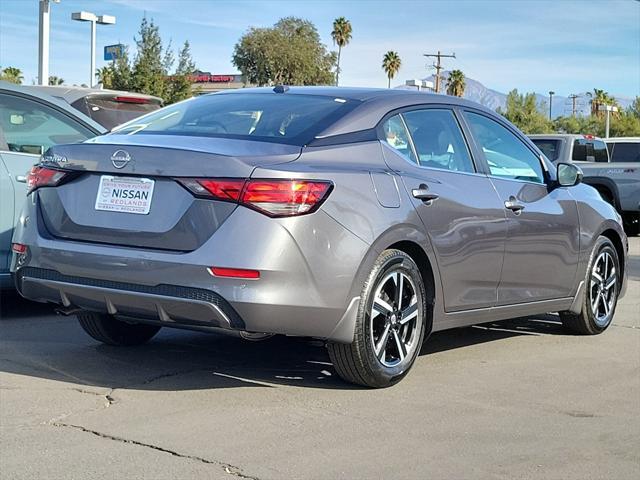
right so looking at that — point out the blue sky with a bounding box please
[1,0,638,97]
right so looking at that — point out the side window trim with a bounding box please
[398,113,419,163]
[460,108,550,184]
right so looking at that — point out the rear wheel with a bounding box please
[77,312,161,346]
[560,236,620,335]
[328,249,428,388]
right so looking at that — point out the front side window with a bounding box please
[464,111,544,183]
[402,109,475,173]
[608,142,640,163]
[112,93,358,146]
[0,93,95,155]
[572,138,608,162]
[381,114,417,164]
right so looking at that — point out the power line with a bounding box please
[423,51,456,93]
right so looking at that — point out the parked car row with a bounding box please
[529,134,640,235]
[6,86,628,387]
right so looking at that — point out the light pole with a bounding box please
[599,104,619,138]
[38,0,60,86]
[548,91,555,121]
[72,11,116,87]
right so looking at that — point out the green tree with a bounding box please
[627,96,640,119]
[48,76,64,85]
[0,66,23,84]
[233,17,336,86]
[382,51,401,88]
[498,89,552,134]
[446,69,466,97]
[165,41,196,104]
[131,17,168,98]
[96,66,114,88]
[331,17,352,86]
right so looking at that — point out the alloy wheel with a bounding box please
[369,269,420,367]
[590,250,617,327]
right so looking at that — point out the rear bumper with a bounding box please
[11,204,369,343]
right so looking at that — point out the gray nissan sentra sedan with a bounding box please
[11,87,628,388]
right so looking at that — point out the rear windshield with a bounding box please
[531,139,561,162]
[572,138,609,162]
[608,142,640,163]
[77,96,162,130]
[111,93,358,146]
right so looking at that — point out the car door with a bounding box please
[461,110,580,305]
[0,92,96,273]
[381,107,506,312]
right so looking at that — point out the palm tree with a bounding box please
[96,66,114,88]
[0,66,24,84]
[589,88,620,117]
[382,51,401,88]
[48,76,64,86]
[331,17,352,86]
[446,69,466,97]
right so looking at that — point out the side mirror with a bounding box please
[557,162,583,187]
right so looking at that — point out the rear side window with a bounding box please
[0,92,95,155]
[77,96,162,130]
[112,93,358,146]
[381,114,417,164]
[572,139,609,162]
[608,142,640,163]
[464,111,544,183]
[402,109,475,173]
[531,139,560,162]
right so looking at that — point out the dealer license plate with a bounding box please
[95,176,155,215]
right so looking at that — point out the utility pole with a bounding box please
[423,51,456,93]
[568,94,579,117]
[548,91,555,121]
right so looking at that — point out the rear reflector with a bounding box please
[26,166,69,194]
[208,267,260,279]
[11,243,27,254]
[177,178,333,217]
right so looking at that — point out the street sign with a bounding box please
[104,44,124,61]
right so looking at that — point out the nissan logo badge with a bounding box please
[111,150,131,169]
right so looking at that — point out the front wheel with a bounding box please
[560,236,620,335]
[328,249,429,388]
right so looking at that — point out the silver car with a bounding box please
[11,87,628,388]
[0,82,104,289]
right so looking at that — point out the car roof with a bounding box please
[604,137,640,143]
[0,82,106,134]
[218,86,497,138]
[20,85,162,105]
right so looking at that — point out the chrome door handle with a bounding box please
[16,175,27,183]
[412,185,439,203]
[504,197,524,214]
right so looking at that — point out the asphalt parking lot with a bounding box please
[1,238,638,480]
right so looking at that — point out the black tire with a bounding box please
[560,236,620,335]
[327,249,428,388]
[77,312,161,346]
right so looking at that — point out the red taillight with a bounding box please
[11,243,27,254]
[114,96,152,104]
[208,267,260,279]
[241,180,332,217]
[26,166,68,194]
[177,178,332,217]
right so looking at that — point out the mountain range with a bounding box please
[396,71,634,119]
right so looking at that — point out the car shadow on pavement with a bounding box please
[1,291,567,391]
